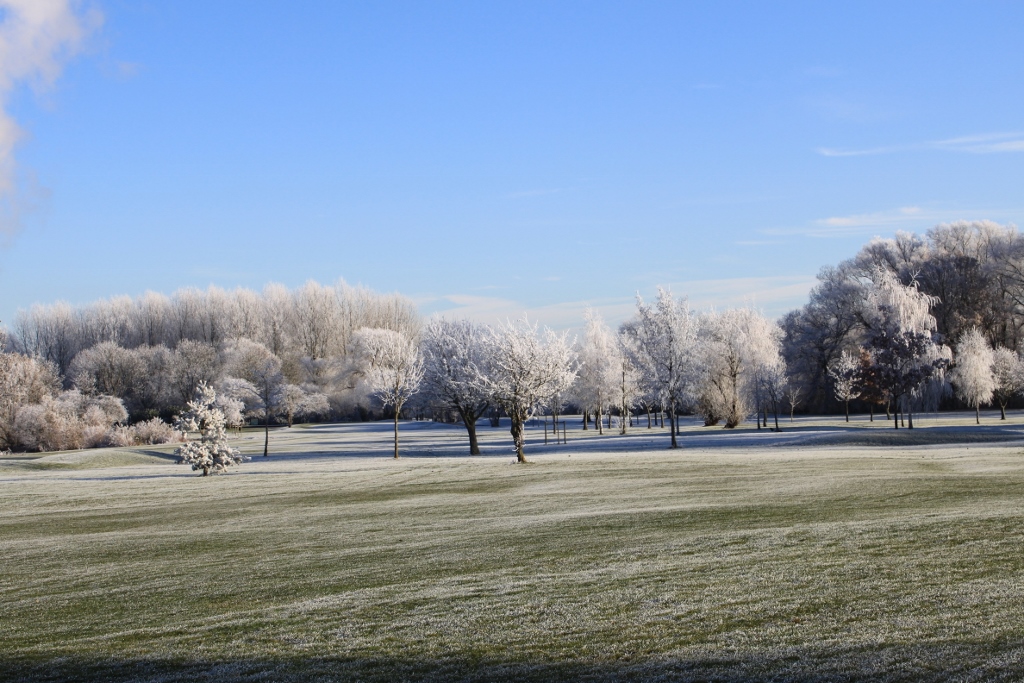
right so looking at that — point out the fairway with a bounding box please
[3,420,1024,681]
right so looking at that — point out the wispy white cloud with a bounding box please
[930,132,1024,153]
[416,276,815,331]
[817,131,1024,158]
[0,0,100,235]
[762,205,1022,239]
[506,188,564,199]
[763,206,939,238]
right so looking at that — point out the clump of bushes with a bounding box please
[109,418,180,447]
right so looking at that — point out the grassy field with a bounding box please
[3,417,1024,681]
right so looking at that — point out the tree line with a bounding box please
[3,220,1024,459]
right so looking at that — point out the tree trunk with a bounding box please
[466,417,481,454]
[647,408,652,428]
[845,400,849,423]
[393,410,400,459]
[870,404,874,422]
[773,406,780,432]
[668,408,678,448]
[894,404,899,429]
[511,415,527,462]
[263,418,270,457]
[202,465,209,476]
[1000,402,1007,420]
[908,409,914,429]
[597,407,603,435]
[976,403,981,425]
[582,410,588,430]
[464,414,481,455]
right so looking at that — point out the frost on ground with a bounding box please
[2,418,1024,681]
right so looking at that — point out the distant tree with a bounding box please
[828,350,861,423]
[783,383,803,422]
[421,318,492,455]
[615,330,643,434]
[950,328,996,424]
[281,384,331,427]
[990,347,1024,420]
[222,339,285,457]
[856,348,887,421]
[170,340,219,405]
[352,328,423,459]
[574,310,620,435]
[627,290,698,446]
[478,319,576,463]
[174,383,245,476]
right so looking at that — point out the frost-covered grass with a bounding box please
[3,420,1024,681]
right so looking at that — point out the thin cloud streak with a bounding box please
[817,132,1024,158]
[417,276,815,331]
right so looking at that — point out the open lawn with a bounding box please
[3,416,1024,681]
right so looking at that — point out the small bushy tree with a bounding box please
[174,383,245,476]
[828,350,861,422]
[950,328,995,424]
[991,347,1024,420]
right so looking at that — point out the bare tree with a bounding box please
[352,328,423,458]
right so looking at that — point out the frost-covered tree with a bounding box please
[828,350,861,422]
[950,328,995,424]
[421,318,492,455]
[990,347,1024,420]
[574,311,621,436]
[174,383,245,476]
[862,269,951,429]
[170,340,219,405]
[615,330,643,434]
[280,384,331,427]
[479,318,576,463]
[352,328,423,458]
[626,290,697,447]
[222,339,284,457]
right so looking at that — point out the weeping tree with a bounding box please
[862,269,951,429]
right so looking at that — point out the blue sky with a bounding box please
[2,1,1023,329]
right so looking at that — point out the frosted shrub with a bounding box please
[11,391,128,452]
[109,418,179,447]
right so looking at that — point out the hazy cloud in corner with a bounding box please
[0,0,100,236]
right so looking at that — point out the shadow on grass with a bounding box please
[7,642,1024,683]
